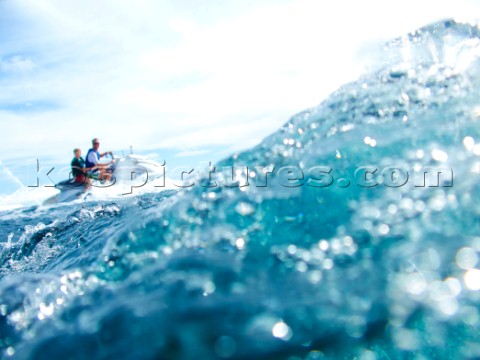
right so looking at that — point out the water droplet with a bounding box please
[464,136,475,151]
[431,149,448,162]
[235,238,245,249]
[474,144,480,156]
[318,240,329,251]
[323,259,334,270]
[272,321,292,340]
[296,261,308,273]
[287,245,297,255]
[404,273,427,294]
[39,303,54,317]
[464,269,480,290]
[456,247,478,270]
[378,224,390,235]
[235,202,254,216]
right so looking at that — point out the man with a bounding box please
[85,138,114,181]
[71,148,93,187]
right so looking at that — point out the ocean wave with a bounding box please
[2,19,480,359]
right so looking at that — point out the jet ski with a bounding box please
[110,154,165,182]
[43,154,166,205]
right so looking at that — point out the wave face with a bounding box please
[2,19,480,359]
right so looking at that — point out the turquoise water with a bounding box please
[2,19,480,359]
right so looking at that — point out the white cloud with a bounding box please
[0,55,35,73]
[175,149,212,158]
[1,0,479,168]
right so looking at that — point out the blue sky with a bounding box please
[1,0,479,197]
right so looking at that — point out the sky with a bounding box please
[0,0,480,197]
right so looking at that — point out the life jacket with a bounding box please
[71,157,85,177]
[85,148,100,168]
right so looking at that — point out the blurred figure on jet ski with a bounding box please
[71,148,94,188]
[85,138,114,182]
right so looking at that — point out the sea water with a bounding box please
[2,19,480,359]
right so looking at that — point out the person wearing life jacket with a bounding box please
[85,138,113,181]
[71,148,94,188]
